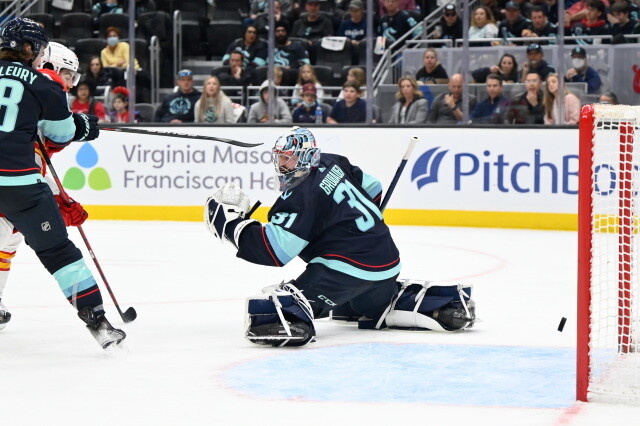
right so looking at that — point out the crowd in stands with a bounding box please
[35,0,634,124]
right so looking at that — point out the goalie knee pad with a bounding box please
[245,281,316,347]
[375,280,475,332]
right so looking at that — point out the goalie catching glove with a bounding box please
[55,195,88,227]
[205,182,258,247]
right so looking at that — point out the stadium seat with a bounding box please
[315,42,354,80]
[59,13,93,48]
[25,13,55,37]
[74,38,107,70]
[205,20,244,59]
[98,13,130,38]
[178,0,209,21]
[134,103,157,123]
[313,65,333,87]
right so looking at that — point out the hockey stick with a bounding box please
[247,200,262,218]
[35,139,137,324]
[99,126,262,148]
[380,136,419,212]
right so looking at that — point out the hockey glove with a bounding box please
[72,113,100,142]
[205,182,256,245]
[55,195,88,227]
[43,137,69,155]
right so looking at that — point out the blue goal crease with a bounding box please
[222,343,575,409]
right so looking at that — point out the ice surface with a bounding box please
[1,221,638,425]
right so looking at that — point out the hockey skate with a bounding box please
[78,307,126,349]
[0,299,11,331]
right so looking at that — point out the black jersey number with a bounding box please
[333,180,382,232]
[0,80,24,132]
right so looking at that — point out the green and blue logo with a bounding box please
[63,143,112,191]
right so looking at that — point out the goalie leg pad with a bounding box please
[245,282,316,347]
[371,280,475,332]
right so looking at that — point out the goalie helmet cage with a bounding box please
[577,104,640,403]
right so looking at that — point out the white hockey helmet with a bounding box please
[272,126,321,191]
[40,41,81,87]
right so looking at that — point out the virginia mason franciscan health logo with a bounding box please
[63,143,112,191]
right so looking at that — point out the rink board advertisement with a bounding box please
[52,126,578,229]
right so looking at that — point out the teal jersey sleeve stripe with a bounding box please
[361,172,382,200]
[309,257,401,281]
[254,57,266,67]
[264,223,309,265]
[53,259,95,294]
[0,173,42,185]
[38,116,75,143]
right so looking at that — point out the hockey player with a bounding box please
[0,18,125,348]
[0,41,88,331]
[205,127,475,347]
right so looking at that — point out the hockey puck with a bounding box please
[558,317,567,332]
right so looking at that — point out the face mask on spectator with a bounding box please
[572,58,585,69]
[107,37,119,46]
[303,100,315,108]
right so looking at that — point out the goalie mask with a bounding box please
[40,41,81,88]
[272,126,320,192]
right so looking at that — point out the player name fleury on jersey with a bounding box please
[0,64,38,84]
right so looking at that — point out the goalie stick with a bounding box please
[35,138,137,324]
[380,136,419,212]
[99,126,262,148]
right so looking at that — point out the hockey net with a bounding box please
[578,104,640,403]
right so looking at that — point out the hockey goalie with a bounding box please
[205,126,475,347]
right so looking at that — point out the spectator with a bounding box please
[565,0,610,29]
[470,74,510,124]
[70,80,107,123]
[255,1,293,38]
[498,1,532,43]
[248,81,292,124]
[262,65,290,99]
[155,69,201,123]
[83,56,122,93]
[292,0,334,63]
[481,0,505,23]
[338,0,371,52]
[273,21,311,69]
[570,0,612,44]
[100,27,141,71]
[505,71,545,124]
[108,86,140,123]
[388,76,428,124]
[194,76,235,124]
[469,6,499,42]
[379,0,423,48]
[292,82,331,123]
[520,43,555,82]
[521,6,558,44]
[290,64,326,107]
[433,4,463,43]
[377,0,417,17]
[415,48,449,85]
[472,53,519,83]
[92,0,124,26]
[544,0,560,24]
[251,0,293,21]
[599,91,618,104]
[215,50,252,101]
[608,0,640,22]
[543,73,581,124]
[327,81,366,123]
[609,1,640,43]
[222,26,267,73]
[428,73,477,124]
[337,66,366,99]
[510,0,535,17]
[564,46,602,94]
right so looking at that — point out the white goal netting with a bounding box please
[585,105,640,403]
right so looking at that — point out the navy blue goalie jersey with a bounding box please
[236,153,401,282]
[0,60,75,181]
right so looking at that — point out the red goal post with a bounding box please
[578,104,640,403]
